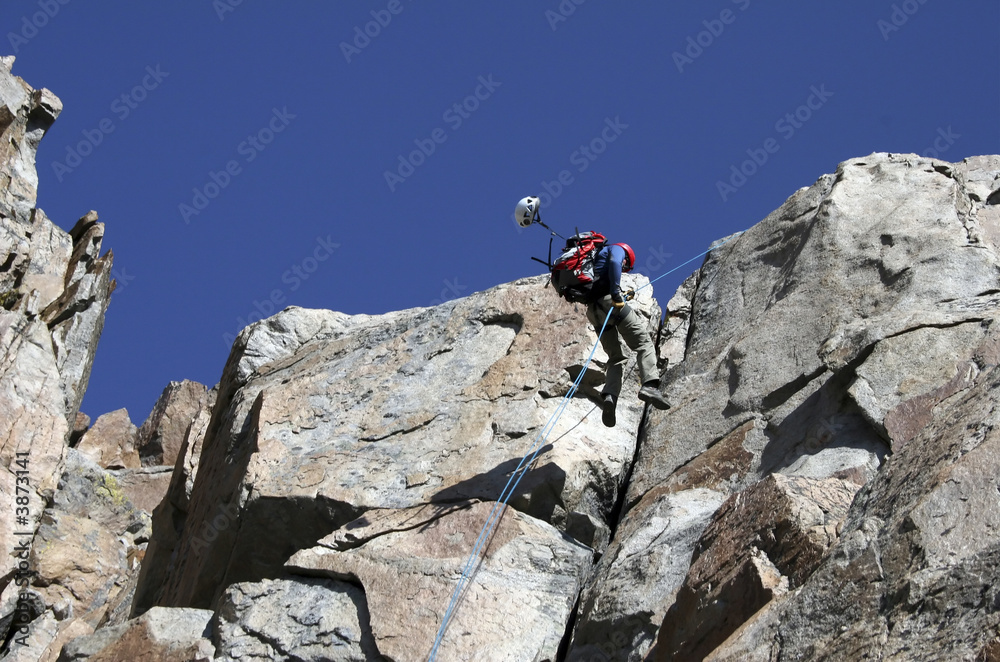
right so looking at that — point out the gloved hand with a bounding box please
[611,292,626,310]
[623,288,636,301]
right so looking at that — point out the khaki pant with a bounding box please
[586,294,659,397]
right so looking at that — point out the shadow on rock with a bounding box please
[430,445,568,531]
[759,373,889,484]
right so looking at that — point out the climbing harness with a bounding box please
[427,227,745,660]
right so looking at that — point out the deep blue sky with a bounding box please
[3,1,998,424]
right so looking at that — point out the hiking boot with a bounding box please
[638,382,671,410]
[601,393,617,428]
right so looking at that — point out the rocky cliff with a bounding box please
[0,58,114,659]
[0,62,214,661]
[2,63,1000,661]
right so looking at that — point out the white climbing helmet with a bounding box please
[515,196,541,228]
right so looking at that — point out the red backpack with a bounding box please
[550,231,607,302]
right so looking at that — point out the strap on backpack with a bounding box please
[530,236,554,272]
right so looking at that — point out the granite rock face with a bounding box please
[115,153,1000,661]
[0,60,114,655]
[655,474,858,660]
[704,357,1000,661]
[630,153,1000,661]
[75,408,140,470]
[0,449,146,660]
[212,578,380,661]
[288,501,593,660]
[7,62,1000,661]
[138,380,211,467]
[135,278,658,648]
[56,606,214,662]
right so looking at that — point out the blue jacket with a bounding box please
[591,244,626,299]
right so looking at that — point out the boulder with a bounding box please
[2,611,63,662]
[213,578,380,661]
[288,501,593,661]
[143,274,658,613]
[137,380,211,467]
[75,408,140,470]
[56,606,214,662]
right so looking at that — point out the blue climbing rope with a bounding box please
[426,233,744,660]
[637,232,744,294]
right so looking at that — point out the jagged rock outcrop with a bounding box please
[655,474,858,659]
[704,356,1000,660]
[0,59,115,656]
[108,153,1000,662]
[6,59,1000,660]
[0,449,145,661]
[75,409,140,470]
[137,380,212,467]
[0,62,215,662]
[134,277,659,631]
[130,383,216,618]
[593,153,1000,661]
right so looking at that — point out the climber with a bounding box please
[583,240,671,427]
[516,196,670,427]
